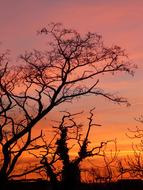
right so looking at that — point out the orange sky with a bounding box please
[0,0,143,157]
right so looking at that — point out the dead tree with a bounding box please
[0,22,135,185]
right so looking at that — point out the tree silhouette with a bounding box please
[0,51,43,188]
[88,139,118,183]
[117,117,143,179]
[33,109,113,190]
[0,23,134,187]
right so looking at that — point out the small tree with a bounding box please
[117,117,143,179]
[33,109,111,190]
[88,139,118,183]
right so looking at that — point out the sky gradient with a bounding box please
[0,0,143,155]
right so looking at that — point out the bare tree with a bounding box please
[117,117,143,179]
[0,51,44,188]
[31,109,112,190]
[0,51,19,184]
[88,139,119,183]
[0,22,134,186]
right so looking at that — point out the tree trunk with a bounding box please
[62,163,81,190]
[0,172,8,190]
[46,164,59,190]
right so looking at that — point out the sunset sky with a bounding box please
[0,0,143,156]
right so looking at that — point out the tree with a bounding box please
[88,139,118,183]
[0,51,19,184]
[31,109,113,190]
[0,22,134,186]
[117,117,143,179]
[0,51,44,188]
